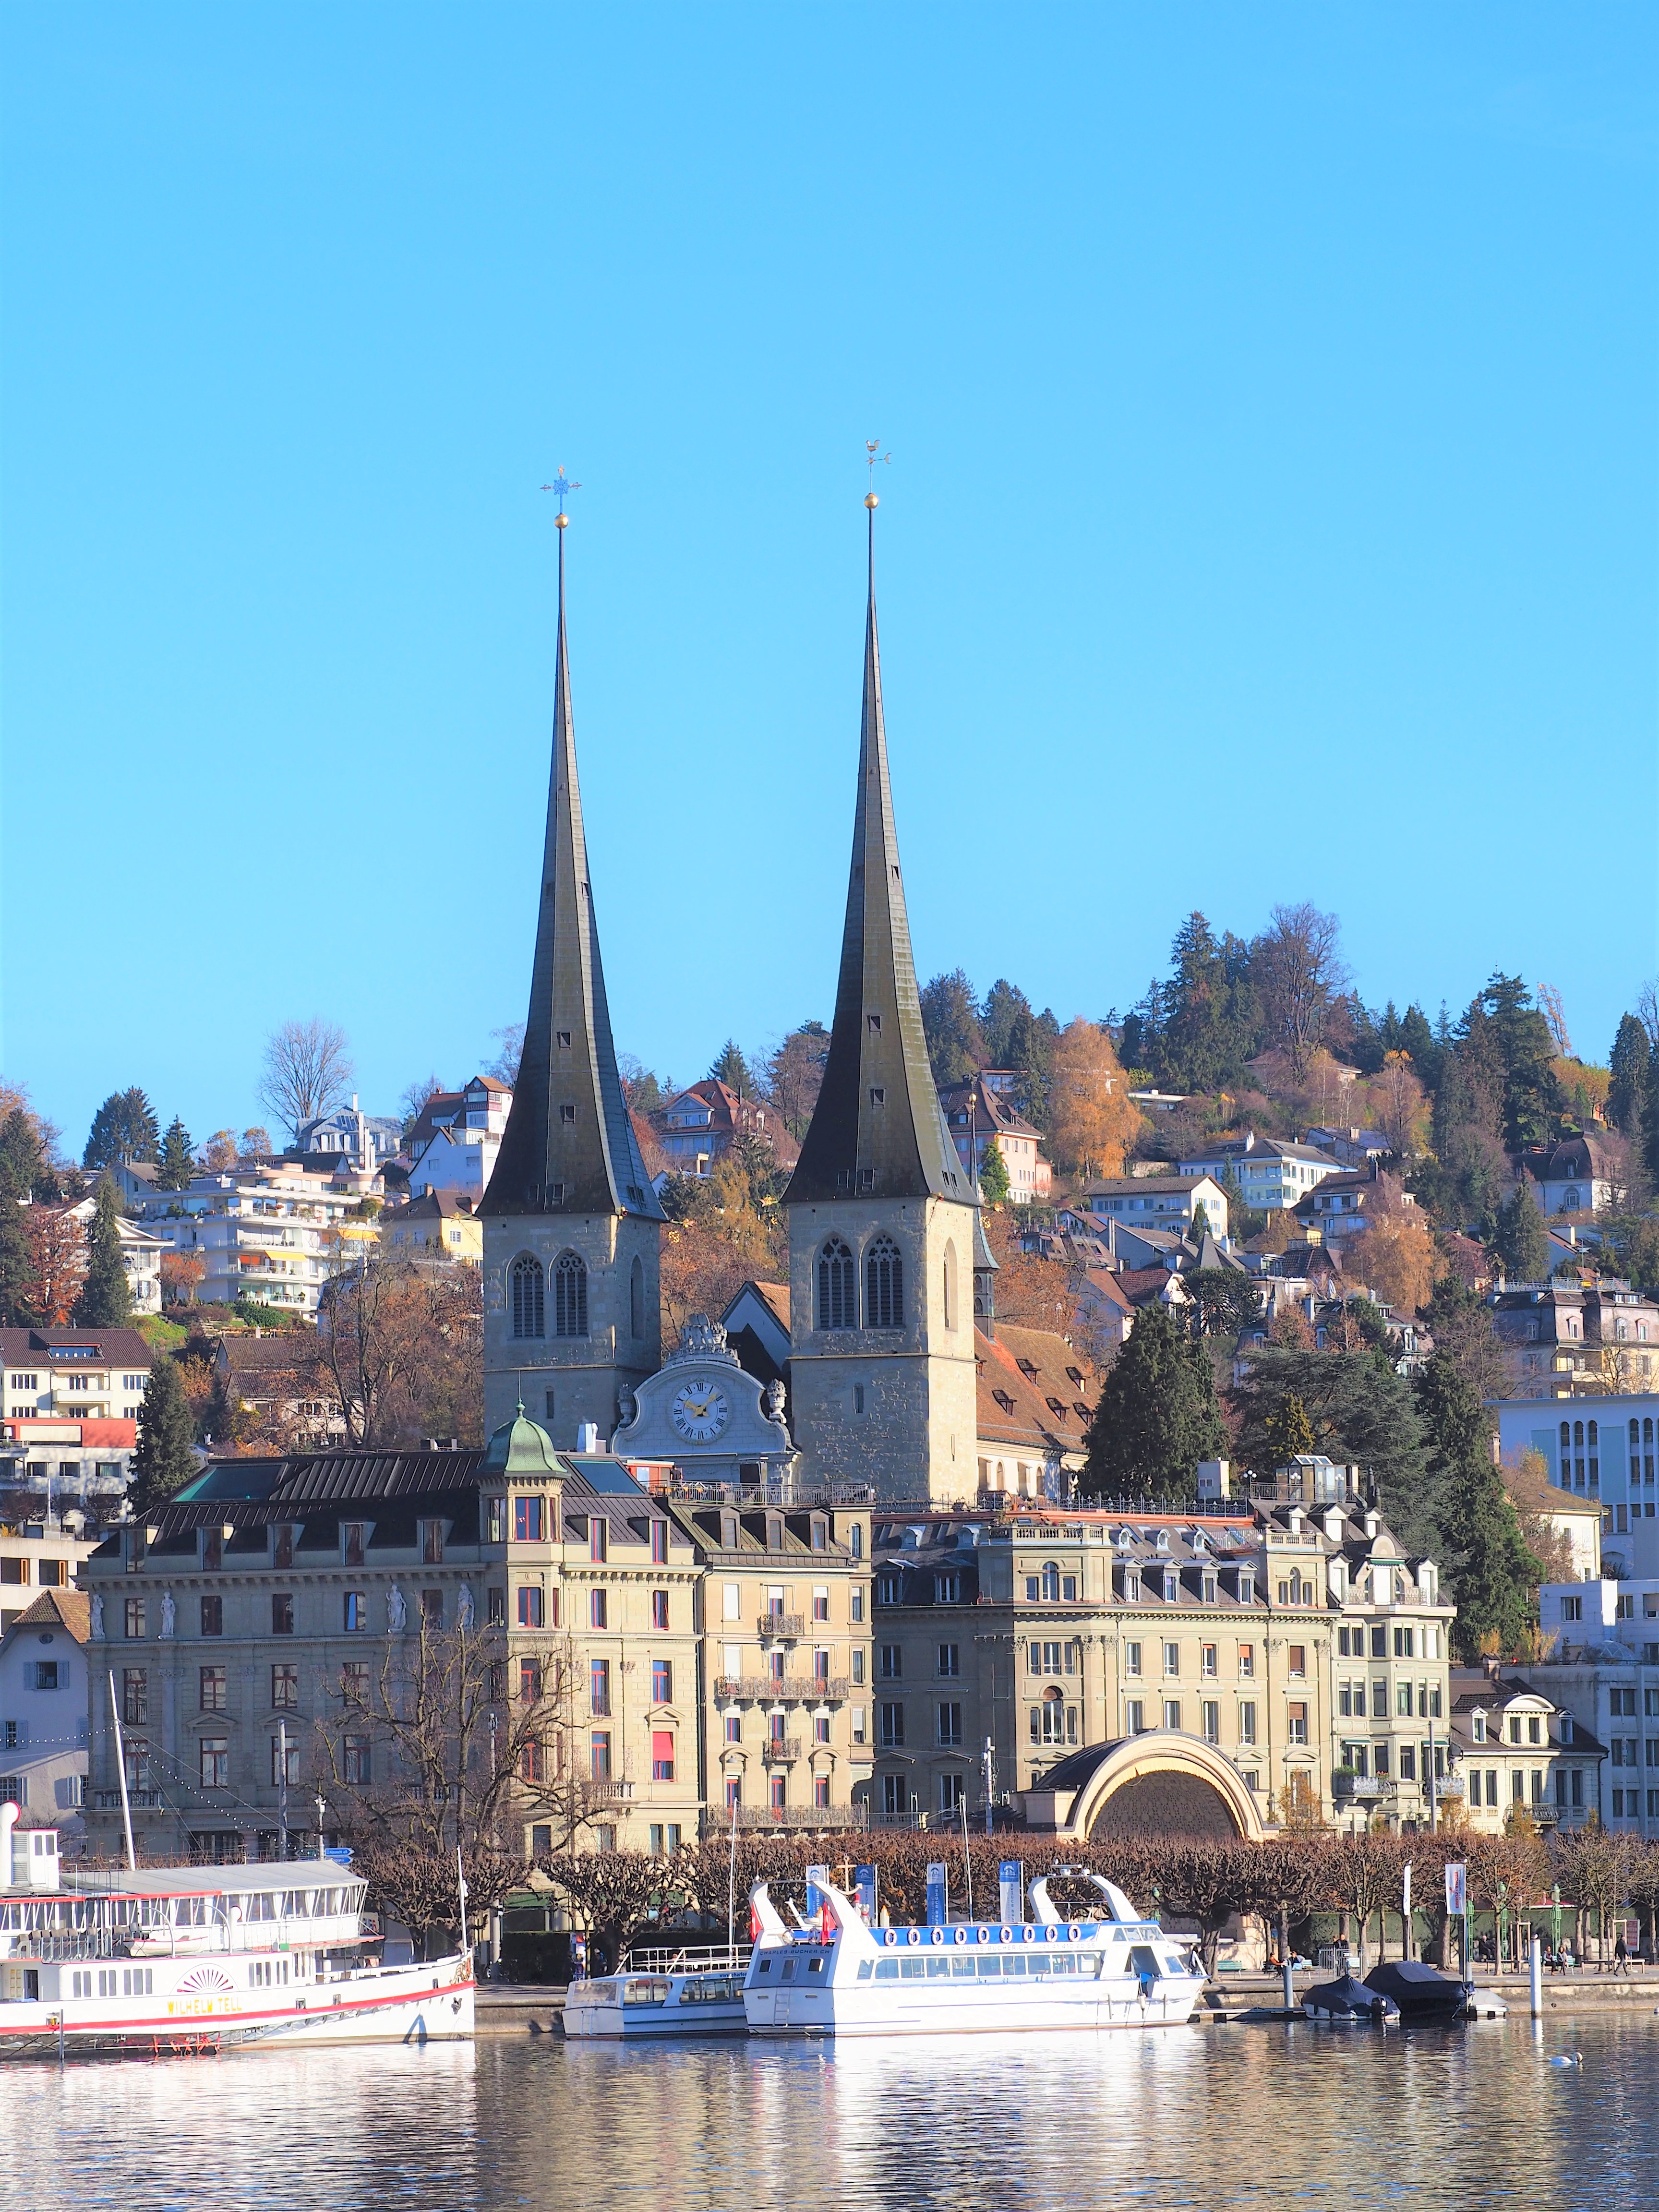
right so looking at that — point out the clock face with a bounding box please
[669,1377,730,1443]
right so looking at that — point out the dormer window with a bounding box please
[1472,1714,1486,1744]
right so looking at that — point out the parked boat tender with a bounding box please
[564,1949,749,2039]
[742,1870,1205,2038]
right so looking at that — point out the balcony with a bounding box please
[761,1740,803,1767]
[757,1614,805,1641]
[95,1790,163,1811]
[734,1804,867,1831]
[588,1780,636,1802]
[716,1677,850,1704]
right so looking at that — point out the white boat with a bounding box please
[563,1947,750,2040]
[0,1808,473,2058]
[742,1869,1205,2038]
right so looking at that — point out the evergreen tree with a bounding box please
[0,1196,30,1326]
[83,1087,159,1170]
[1231,1345,1438,1555]
[155,1117,196,1191]
[1607,1013,1650,1137]
[707,1040,752,1098]
[1464,975,1559,1154]
[1642,1043,1659,1191]
[979,979,1033,1068]
[72,1177,132,1326]
[129,1358,199,1514]
[918,970,984,1086]
[0,1108,46,1202]
[977,1135,1011,1204]
[1264,1392,1317,1463]
[1080,1304,1226,1502]
[1157,914,1260,1094]
[1413,1352,1542,1659]
[1493,1178,1550,1284]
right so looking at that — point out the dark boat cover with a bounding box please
[1363,1961,1471,2018]
[1303,1973,1399,2022]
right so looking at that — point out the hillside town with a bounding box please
[4,523,1659,1978]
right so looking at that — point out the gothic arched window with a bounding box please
[553,1250,589,1338]
[510,1254,544,1340]
[630,1255,645,1340]
[866,1236,903,1331]
[818,1238,854,1331]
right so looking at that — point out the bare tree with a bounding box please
[315,1616,589,1953]
[310,1257,482,1445]
[399,1074,448,1132]
[487,1023,524,1087]
[1252,904,1350,1079]
[1536,984,1572,1060]
[1639,979,1659,1054]
[257,1018,355,1142]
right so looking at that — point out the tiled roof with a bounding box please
[0,1326,156,1367]
[1,1588,91,1644]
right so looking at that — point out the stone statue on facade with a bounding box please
[387,1583,408,1634]
[616,1387,637,1431]
[763,1376,788,1426]
[456,1582,475,1631]
[89,1592,104,1640]
[159,1590,176,1639]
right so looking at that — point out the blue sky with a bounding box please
[2,6,1655,1154]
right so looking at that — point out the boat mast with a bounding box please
[106,1669,136,1872]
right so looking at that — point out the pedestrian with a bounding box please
[1612,1933,1629,1977]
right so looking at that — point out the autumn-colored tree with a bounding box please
[981,1213,1078,1336]
[160,1251,206,1306]
[1045,1020,1142,1178]
[763,1022,830,1139]
[1373,1050,1428,1158]
[1357,1210,1436,1315]
[18,1206,85,1324]
[199,1130,240,1172]
[659,1156,787,1342]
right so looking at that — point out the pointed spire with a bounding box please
[485,515,664,1223]
[786,499,973,1207]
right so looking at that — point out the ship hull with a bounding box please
[0,1957,474,2059]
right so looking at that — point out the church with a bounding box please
[482,496,1094,1505]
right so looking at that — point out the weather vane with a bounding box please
[865,439,891,510]
[541,468,581,527]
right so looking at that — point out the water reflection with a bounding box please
[10,2017,1658,2212]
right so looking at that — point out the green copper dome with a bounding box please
[481,1407,563,1475]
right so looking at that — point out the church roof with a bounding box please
[785,512,975,1209]
[484,529,663,1225]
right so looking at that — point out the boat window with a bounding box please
[1129,1946,1161,1979]
[900,1959,926,1979]
[951,1956,976,1978]
[857,1960,874,1981]
[808,1957,826,1974]
[756,1957,772,1976]
[781,1959,796,1982]
[976,1956,1002,1976]
[874,1960,898,1981]
[926,1956,951,1978]
[622,1978,670,2006]
[1029,1955,1052,1976]
[1005,1956,1028,1977]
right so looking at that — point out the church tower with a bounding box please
[482,496,664,1442]
[784,495,986,1503]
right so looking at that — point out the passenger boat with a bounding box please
[0,1808,473,2057]
[563,1947,749,2039]
[742,1869,1205,2038]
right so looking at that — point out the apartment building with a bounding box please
[139,1164,364,1315]
[1447,1664,1606,1835]
[0,1589,90,1834]
[668,1500,872,1831]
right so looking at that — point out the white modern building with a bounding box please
[1177,1132,1341,1213]
[139,1163,365,1316]
[1494,1397,1659,1580]
[1526,1579,1659,1837]
[402,1076,513,1200]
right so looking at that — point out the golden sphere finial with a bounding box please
[555,511,569,529]
[865,493,878,510]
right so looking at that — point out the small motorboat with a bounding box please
[1363,1961,1475,2024]
[563,1956,749,2040]
[1302,1973,1399,2025]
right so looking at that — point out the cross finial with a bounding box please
[865,440,891,510]
[541,467,581,528]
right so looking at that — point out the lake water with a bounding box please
[7,2015,1657,2212]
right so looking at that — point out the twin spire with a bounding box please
[483,521,663,1222]
[487,488,971,1223]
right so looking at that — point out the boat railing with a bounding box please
[623,1941,753,1975]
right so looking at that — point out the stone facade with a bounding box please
[483,1209,661,1444]
[787,1195,980,1503]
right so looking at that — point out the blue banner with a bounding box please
[926,1862,949,1927]
[999,1859,1023,1925]
[854,1864,878,1925]
[805,1863,831,1918]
